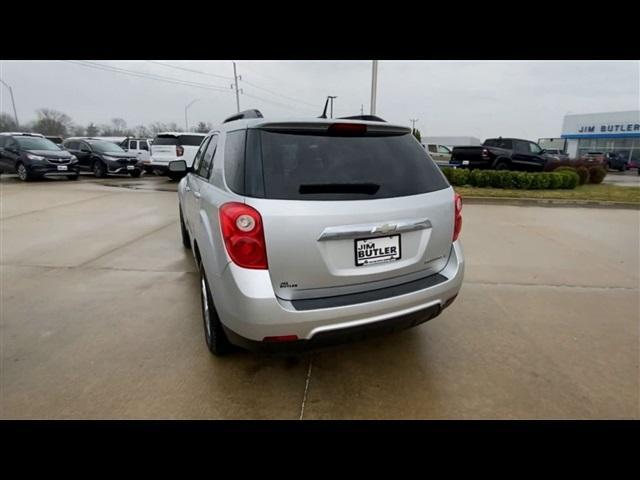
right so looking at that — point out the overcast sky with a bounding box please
[1,60,638,140]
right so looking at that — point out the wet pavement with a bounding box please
[1,173,638,419]
[603,170,640,187]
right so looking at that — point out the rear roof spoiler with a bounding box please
[338,115,386,122]
[223,109,264,123]
[256,121,410,135]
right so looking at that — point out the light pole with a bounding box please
[185,99,200,131]
[370,60,378,115]
[0,78,19,127]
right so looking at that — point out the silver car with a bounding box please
[170,110,464,355]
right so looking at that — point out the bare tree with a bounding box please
[194,121,212,133]
[0,112,18,131]
[134,125,151,138]
[31,108,73,136]
[86,123,99,137]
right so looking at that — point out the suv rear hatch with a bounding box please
[239,121,455,301]
[151,134,205,165]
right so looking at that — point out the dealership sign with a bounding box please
[577,123,640,134]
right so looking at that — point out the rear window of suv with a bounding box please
[229,128,449,200]
[153,135,205,146]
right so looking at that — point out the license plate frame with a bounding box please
[354,234,401,267]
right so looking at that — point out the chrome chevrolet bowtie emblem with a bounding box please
[372,223,397,234]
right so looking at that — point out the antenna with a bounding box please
[319,97,330,119]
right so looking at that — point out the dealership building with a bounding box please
[561,110,640,163]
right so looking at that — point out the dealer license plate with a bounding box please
[355,235,401,267]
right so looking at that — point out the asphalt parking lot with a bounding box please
[1,174,638,419]
[603,169,640,187]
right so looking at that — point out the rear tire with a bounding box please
[200,267,235,356]
[180,208,191,250]
[495,160,510,170]
[130,170,142,178]
[93,161,107,178]
[619,164,627,172]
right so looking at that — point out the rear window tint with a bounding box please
[153,136,178,146]
[179,135,205,146]
[245,130,448,201]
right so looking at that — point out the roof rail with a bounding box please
[338,115,386,122]
[223,109,263,123]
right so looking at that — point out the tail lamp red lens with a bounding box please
[328,123,367,136]
[263,335,299,343]
[219,202,268,269]
[453,193,462,241]
[176,145,184,156]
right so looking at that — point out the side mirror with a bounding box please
[169,160,189,178]
[81,148,91,153]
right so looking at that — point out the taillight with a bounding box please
[219,202,268,269]
[328,123,367,136]
[481,148,489,159]
[176,145,184,156]
[453,193,462,241]
[263,335,299,343]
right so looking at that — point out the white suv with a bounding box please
[170,110,464,355]
[145,132,206,178]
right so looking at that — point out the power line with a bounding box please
[63,60,233,93]
[239,77,320,109]
[242,91,315,115]
[146,61,234,81]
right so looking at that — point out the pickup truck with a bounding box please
[450,138,556,171]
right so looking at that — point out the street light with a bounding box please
[185,99,200,131]
[0,78,19,127]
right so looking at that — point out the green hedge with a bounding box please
[442,168,579,190]
[555,166,590,185]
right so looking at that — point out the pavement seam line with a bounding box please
[299,355,314,420]
[465,280,638,291]
[76,221,178,268]
[0,192,118,221]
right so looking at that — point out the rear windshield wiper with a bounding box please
[298,183,380,195]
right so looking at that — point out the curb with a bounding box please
[461,196,640,210]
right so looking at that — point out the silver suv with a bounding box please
[170,110,464,355]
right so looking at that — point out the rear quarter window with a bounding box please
[245,129,449,201]
[224,130,247,193]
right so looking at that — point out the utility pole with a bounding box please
[360,104,364,115]
[410,118,418,133]
[0,78,19,127]
[232,62,241,113]
[370,60,378,115]
[328,96,337,118]
[185,99,200,131]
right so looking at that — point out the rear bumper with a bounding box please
[211,241,464,349]
[142,161,172,174]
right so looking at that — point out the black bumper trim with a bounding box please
[222,303,443,353]
[289,273,447,311]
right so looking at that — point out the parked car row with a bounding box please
[0,131,209,181]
